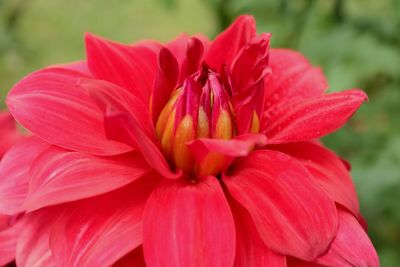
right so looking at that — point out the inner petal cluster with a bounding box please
[155,66,260,176]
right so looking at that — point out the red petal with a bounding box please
[264,90,367,143]
[0,217,22,266]
[181,37,204,78]
[234,80,265,134]
[112,247,146,267]
[0,137,49,215]
[230,198,286,267]
[6,67,131,156]
[270,142,359,215]
[315,208,379,267]
[0,110,23,158]
[79,78,155,140]
[206,15,256,71]
[264,49,327,111]
[151,47,179,122]
[231,33,271,94]
[223,150,337,260]
[87,83,179,179]
[49,177,158,267]
[85,33,158,104]
[143,176,236,267]
[188,133,267,161]
[165,33,190,69]
[23,146,150,211]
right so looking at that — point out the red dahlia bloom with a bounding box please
[0,15,378,266]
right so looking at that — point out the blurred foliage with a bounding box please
[0,0,399,265]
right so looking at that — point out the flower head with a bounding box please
[0,15,378,266]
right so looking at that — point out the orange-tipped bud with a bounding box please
[214,110,233,139]
[250,110,260,133]
[196,107,210,138]
[160,109,176,160]
[173,115,195,172]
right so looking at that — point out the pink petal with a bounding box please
[264,49,328,111]
[23,145,150,211]
[223,150,337,260]
[231,33,271,94]
[264,90,367,143]
[143,176,236,267]
[87,83,180,179]
[0,110,23,157]
[270,142,359,215]
[49,177,159,267]
[205,15,256,71]
[6,67,131,156]
[315,208,379,267]
[112,247,146,267]
[85,33,158,104]
[0,136,50,215]
[0,217,22,266]
[230,198,286,267]
[16,210,57,267]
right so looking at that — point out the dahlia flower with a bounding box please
[0,15,378,266]
[0,110,24,266]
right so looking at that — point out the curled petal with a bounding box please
[151,47,179,122]
[24,146,150,211]
[206,15,256,71]
[143,176,236,267]
[231,33,271,94]
[223,150,337,260]
[6,67,131,156]
[0,136,50,215]
[166,34,205,84]
[264,90,368,143]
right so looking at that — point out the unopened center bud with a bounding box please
[155,69,235,175]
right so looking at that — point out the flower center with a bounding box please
[155,67,260,176]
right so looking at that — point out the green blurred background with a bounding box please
[0,0,399,265]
